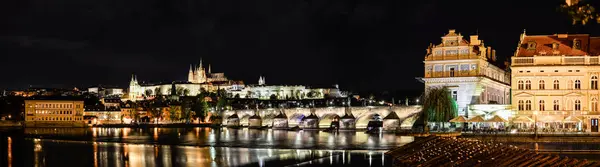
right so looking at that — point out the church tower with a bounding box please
[129,74,141,101]
[188,64,194,83]
[258,76,265,85]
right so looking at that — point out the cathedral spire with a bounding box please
[199,58,203,70]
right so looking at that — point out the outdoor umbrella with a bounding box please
[563,116,582,123]
[511,116,534,123]
[486,115,508,122]
[467,115,485,122]
[449,116,467,123]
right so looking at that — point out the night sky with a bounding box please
[1,0,598,93]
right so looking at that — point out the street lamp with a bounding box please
[533,110,538,139]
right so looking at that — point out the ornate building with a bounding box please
[128,60,244,101]
[421,29,511,116]
[511,32,600,132]
[229,76,344,100]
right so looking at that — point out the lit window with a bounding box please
[518,80,524,90]
[574,39,582,50]
[591,76,598,89]
[518,100,524,111]
[552,43,559,50]
[527,41,537,50]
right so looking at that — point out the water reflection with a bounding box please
[22,128,413,150]
[27,139,376,167]
[3,128,418,167]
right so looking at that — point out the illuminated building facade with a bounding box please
[421,29,511,116]
[128,60,244,101]
[511,32,600,132]
[24,99,85,127]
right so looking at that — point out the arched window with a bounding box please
[518,80,524,90]
[592,76,598,90]
[539,100,545,111]
[539,80,545,90]
[575,80,581,89]
[554,100,560,110]
[525,100,532,110]
[518,100,524,111]
[592,98,598,112]
[554,80,560,89]
[568,80,574,89]
[575,100,581,111]
[525,80,531,90]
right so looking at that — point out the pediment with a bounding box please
[513,92,534,97]
[565,92,584,96]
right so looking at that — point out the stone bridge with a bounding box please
[221,106,422,129]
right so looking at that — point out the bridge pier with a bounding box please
[226,113,240,127]
[248,112,262,128]
[272,110,288,129]
[383,109,401,131]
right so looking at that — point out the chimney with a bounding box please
[492,49,497,61]
[470,35,480,45]
[487,46,492,59]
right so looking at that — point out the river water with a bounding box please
[0,128,415,167]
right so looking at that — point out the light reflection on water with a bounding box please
[27,139,378,167]
[22,127,414,150]
[3,128,415,167]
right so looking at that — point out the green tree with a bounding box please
[155,87,163,96]
[559,0,600,25]
[168,105,181,122]
[421,87,458,131]
[181,99,193,123]
[144,89,153,98]
[194,94,210,122]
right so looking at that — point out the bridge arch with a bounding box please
[318,113,340,128]
[288,113,306,127]
[355,112,379,129]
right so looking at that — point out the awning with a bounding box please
[511,116,534,123]
[449,116,467,123]
[467,115,485,122]
[563,116,583,123]
[536,115,563,122]
[486,115,508,122]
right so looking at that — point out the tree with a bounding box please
[421,87,458,132]
[144,89,153,98]
[194,94,210,122]
[155,87,163,96]
[168,105,181,122]
[560,0,600,25]
[270,94,278,100]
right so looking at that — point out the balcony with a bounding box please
[426,54,480,61]
[512,56,600,66]
[425,70,478,78]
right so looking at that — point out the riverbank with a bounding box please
[385,136,600,167]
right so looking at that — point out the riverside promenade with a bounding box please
[385,136,600,167]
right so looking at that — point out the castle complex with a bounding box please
[127,60,344,101]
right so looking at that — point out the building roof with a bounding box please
[516,34,600,57]
[26,96,85,101]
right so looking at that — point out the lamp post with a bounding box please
[533,111,538,139]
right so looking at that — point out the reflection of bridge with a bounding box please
[221,106,422,129]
